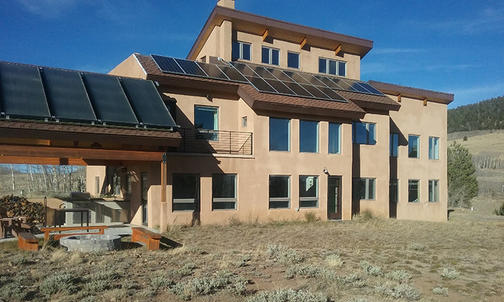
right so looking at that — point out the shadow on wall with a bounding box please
[389,118,408,218]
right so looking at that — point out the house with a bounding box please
[0,0,453,229]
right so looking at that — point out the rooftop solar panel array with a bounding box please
[0,61,176,130]
[150,55,385,104]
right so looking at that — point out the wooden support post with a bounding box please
[423,98,428,106]
[160,153,167,203]
[397,94,401,103]
[334,44,342,56]
[262,29,269,41]
[300,37,307,49]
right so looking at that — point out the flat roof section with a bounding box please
[368,80,454,104]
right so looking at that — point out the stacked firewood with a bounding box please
[0,195,45,224]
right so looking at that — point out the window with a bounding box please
[232,41,251,61]
[353,122,376,145]
[269,117,290,151]
[269,175,290,209]
[195,106,218,140]
[408,135,419,158]
[408,180,419,203]
[390,133,399,157]
[390,179,398,203]
[299,176,318,208]
[429,180,439,202]
[262,46,279,65]
[141,173,148,202]
[300,120,319,153]
[172,174,199,211]
[318,58,346,76]
[355,178,375,200]
[328,122,341,154]
[429,137,439,160]
[287,52,299,69]
[212,174,237,210]
[95,176,100,195]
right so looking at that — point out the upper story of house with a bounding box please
[188,0,373,81]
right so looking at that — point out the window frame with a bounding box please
[428,179,439,202]
[318,57,347,77]
[390,133,399,157]
[269,175,291,209]
[408,179,420,203]
[353,122,376,145]
[269,117,291,152]
[287,51,300,69]
[299,175,319,208]
[408,135,420,158]
[212,174,237,210]
[194,105,219,141]
[232,41,251,61]
[355,178,376,200]
[299,120,319,153]
[328,122,341,154]
[262,46,280,66]
[172,173,199,212]
[429,136,439,160]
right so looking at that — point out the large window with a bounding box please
[329,122,341,154]
[318,58,346,77]
[429,180,439,202]
[212,174,237,210]
[390,133,399,157]
[408,135,419,158]
[299,176,318,208]
[195,106,218,140]
[353,122,376,145]
[408,179,419,203]
[429,137,439,160]
[232,41,251,61]
[355,178,375,200]
[269,117,290,151]
[262,46,279,65]
[300,120,319,153]
[172,174,199,211]
[390,179,398,203]
[287,52,299,69]
[269,175,290,209]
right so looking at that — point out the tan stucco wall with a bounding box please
[389,97,448,222]
[86,166,106,197]
[108,54,147,79]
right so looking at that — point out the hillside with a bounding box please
[448,96,504,133]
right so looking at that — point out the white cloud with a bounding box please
[16,0,79,18]
[446,82,504,106]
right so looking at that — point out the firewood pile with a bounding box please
[0,195,45,224]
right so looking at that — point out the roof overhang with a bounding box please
[187,6,373,60]
[368,80,454,105]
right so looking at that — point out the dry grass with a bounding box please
[1,211,503,301]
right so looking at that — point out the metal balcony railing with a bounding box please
[177,128,253,155]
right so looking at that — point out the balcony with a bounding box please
[177,128,253,156]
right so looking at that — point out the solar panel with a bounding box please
[266,68,295,82]
[282,81,313,97]
[318,87,347,101]
[330,77,353,91]
[344,79,370,94]
[246,76,276,93]
[231,62,257,77]
[152,55,184,74]
[283,71,311,85]
[120,78,176,128]
[0,62,51,118]
[175,58,207,77]
[41,68,96,122]
[263,79,295,95]
[196,62,229,80]
[82,73,138,125]
[301,74,327,87]
[315,76,342,90]
[300,84,330,100]
[218,65,248,83]
[249,66,276,80]
[359,82,384,95]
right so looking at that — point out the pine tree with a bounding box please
[447,142,478,207]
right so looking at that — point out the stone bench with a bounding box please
[17,232,38,251]
[131,227,161,250]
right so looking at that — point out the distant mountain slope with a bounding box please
[448,96,504,133]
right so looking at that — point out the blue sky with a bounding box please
[1,0,503,108]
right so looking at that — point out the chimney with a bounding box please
[217,0,235,9]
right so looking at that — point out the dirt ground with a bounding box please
[1,209,503,302]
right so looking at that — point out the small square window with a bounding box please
[287,52,299,69]
[353,122,376,145]
[269,117,290,151]
[232,41,251,61]
[408,180,419,203]
[318,57,346,77]
[262,46,280,66]
[172,174,199,211]
[354,178,375,200]
[408,135,420,158]
[429,180,439,202]
[319,58,327,73]
[269,175,290,209]
[212,174,237,210]
[299,176,318,208]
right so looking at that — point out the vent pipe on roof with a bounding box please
[217,0,235,9]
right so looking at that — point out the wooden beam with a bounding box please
[0,156,87,166]
[262,29,269,41]
[334,44,342,56]
[0,145,164,162]
[160,154,167,203]
[423,98,428,106]
[397,94,401,103]
[300,37,307,49]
